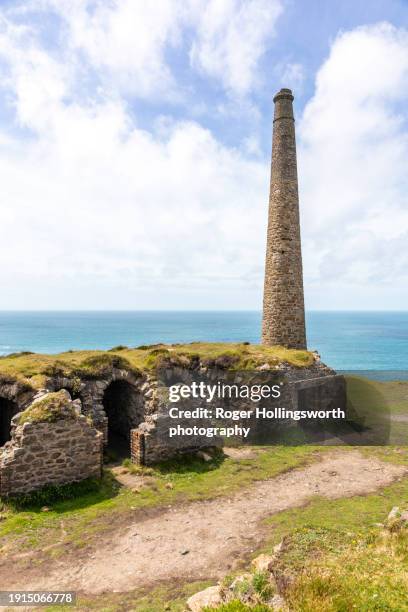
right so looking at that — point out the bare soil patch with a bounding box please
[110,465,147,490]
[222,447,261,460]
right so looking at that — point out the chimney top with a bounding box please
[273,88,294,103]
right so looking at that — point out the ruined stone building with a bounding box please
[262,88,307,349]
[0,350,346,496]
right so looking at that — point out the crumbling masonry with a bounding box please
[0,354,346,496]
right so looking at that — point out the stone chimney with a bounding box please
[261,88,307,349]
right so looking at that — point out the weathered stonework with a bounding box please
[0,390,103,496]
[48,368,148,442]
[0,351,347,493]
[130,357,346,464]
[262,88,307,349]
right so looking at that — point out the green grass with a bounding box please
[286,529,408,611]
[5,477,103,510]
[0,446,318,556]
[0,470,119,539]
[0,342,314,389]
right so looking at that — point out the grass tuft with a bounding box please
[18,390,77,425]
[72,354,138,379]
[285,524,408,611]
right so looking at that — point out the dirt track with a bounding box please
[3,450,405,594]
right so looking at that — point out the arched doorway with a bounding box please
[0,397,19,446]
[102,380,144,459]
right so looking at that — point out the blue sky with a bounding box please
[0,0,408,310]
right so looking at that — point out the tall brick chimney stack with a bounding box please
[261,88,307,349]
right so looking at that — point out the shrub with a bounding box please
[204,351,241,369]
[145,348,171,368]
[73,354,136,379]
[136,343,163,350]
[252,572,274,601]
[40,360,69,378]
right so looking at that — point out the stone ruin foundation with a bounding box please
[0,357,346,496]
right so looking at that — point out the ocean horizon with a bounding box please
[0,310,407,376]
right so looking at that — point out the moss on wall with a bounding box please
[18,390,78,425]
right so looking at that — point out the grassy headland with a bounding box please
[0,342,314,390]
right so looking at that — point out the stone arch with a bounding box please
[102,379,145,458]
[0,397,20,446]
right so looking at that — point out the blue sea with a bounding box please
[0,311,407,376]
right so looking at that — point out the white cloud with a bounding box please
[0,15,72,131]
[0,0,279,308]
[45,0,182,100]
[0,100,268,307]
[189,0,283,95]
[298,23,408,302]
[38,0,283,100]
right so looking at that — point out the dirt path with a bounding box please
[4,451,406,594]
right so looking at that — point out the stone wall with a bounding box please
[129,360,347,465]
[0,391,103,497]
